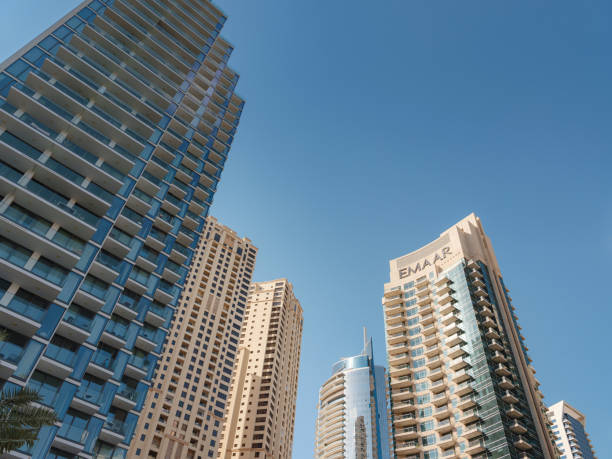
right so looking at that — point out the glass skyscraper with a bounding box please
[382,214,557,458]
[0,0,242,457]
[315,331,391,459]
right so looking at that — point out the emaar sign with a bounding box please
[399,247,451,279]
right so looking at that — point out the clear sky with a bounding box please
[1,0,611,457]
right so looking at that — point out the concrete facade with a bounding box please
[383,213,557,458]
[130,217,257,458]
[218,279,303,459]
[548,401,596,459]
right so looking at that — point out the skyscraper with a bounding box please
[218,279,303,459]
[314,332,391,459]
[0,0,242,457]
[548,401,597,459]
[130,217,257,458]
[382,214,556,458]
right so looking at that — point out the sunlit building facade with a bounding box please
[382,214,557,458]
[314,333,391,459]
[218,279,303,459]
[548,401,596,459]
[130,217,256,459]
[0,0,242,457]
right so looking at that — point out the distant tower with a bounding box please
[218,279,303,459]
[548,401,597,459]
[314,332,391,459]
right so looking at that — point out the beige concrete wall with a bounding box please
[130,216,257,459]
[218,279,303,459]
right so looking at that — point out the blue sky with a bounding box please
[1,0,611,456]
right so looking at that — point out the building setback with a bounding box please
[382,214,557,458]
[0,0,242,457]
[548,401,597,459]
[314,332,391,459]
[130,217,257,458]
[218,279,303,459]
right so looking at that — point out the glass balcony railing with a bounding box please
[63,307,94,332]
[0,338,26,365]
[109,227,133,248]
[105,320,129,341]
[75,382,104,406]
[3,290,49,323]
[103,417,127,437]
[91,350,115,370]
[44,342,77,368]
[117,383,138,402]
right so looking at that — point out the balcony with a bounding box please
[465,438,486,455]
[417,295,432,306]
[443,322,462,337]
[395,426,418,441]
[389,352,410,365]
[471,278,485,288]
[393,400,416,414]
[499,376,515,390]
[40,341,78,379]
[394,413,417,426]
[454,369,471,384]
[437,418,453,434]
[0,290,49,336]
[388,332,408,346]
[114,384,138,411]
[392,388,414,401]
[445,334,465,348]
[438,293,453,305]
[455,382,474,397]
[441,312,461,325]
[510,421,527,434]
[386,312,405,325]
[73,382,104,414]
[450,357,469,371]
[389,363,411,378]
[468,268,482,278]
[430,379,448,393]
[395,440,419,455]
[447,345,465,359]
[384,288,402,299]
[506,405,523,418]
[390,375,412,389]
[419,303,434,315]
[439,302,457,315]
[457,395,476,410]
[433,391,448,406]
[461,409,480,424]
[476,296,491,307]
[428,367,444,381]
[425,344,439,357]
[436,283,452,296]
[415,277,428,288]
[421,313,435,325]
[462,424,482,440]
[422,323,437,336]
[494,364,511,377]
[438,433,455,448]
[100,418,127,444]
[434,405,451,419]
[484,327,500,339]
[423,333,439,347]
[491,351,507,363]
[0,336,25,379]
[514,436,532,451]
[426,356,442,369]
[389,342,410,355]
[502,391,519,404]
[478,305,494,318]
[416,285,430,297]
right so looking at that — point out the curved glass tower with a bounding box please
[315,332,391,459]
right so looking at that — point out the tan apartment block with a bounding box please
[383,213,557,458]
[130,216,257,459]
[218,279,303,459]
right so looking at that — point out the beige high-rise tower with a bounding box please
[218,279,303,459]
[383,213,557,458]
[130,217,257,459]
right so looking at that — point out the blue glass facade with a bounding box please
[0,0,242,456]
[316,337,391,459]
